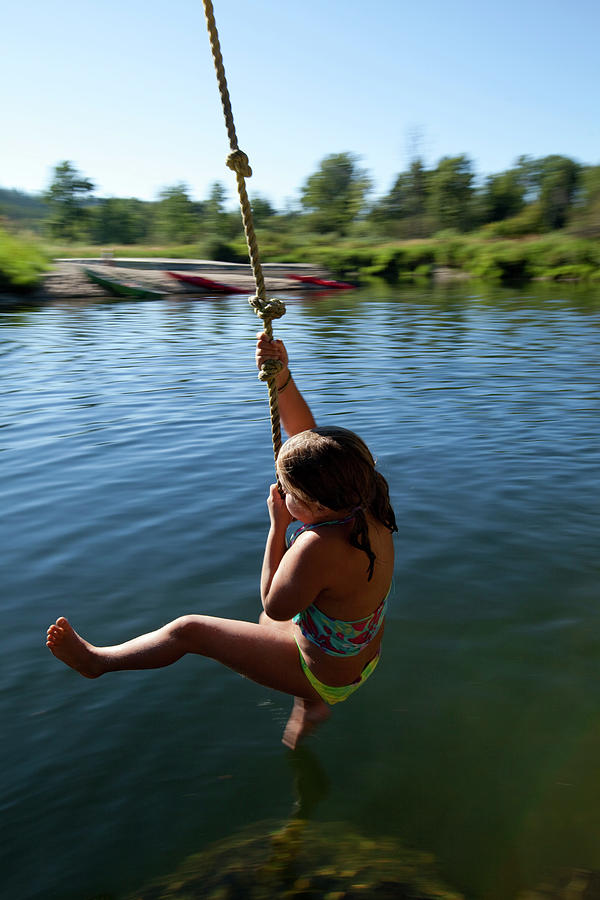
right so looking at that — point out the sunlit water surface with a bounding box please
[2,283,600,900]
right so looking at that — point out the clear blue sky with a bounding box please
[3,0,598,209]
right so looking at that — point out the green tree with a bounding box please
[568,164,600,237]
[500,155,581,232]
[44,161,95,240]
[300,152,372,234]
[203,181,243,240]
[537,155,581,230]
[477,156,545,235]
[90,197,153,244]
[513,155,543,202]
[370,158,431,236]
[0,188,47,233]
[154,183,198,243]
[427,155,475,232]
[480,169,526,223]
[250,194,276,226]
[204,181,230,235]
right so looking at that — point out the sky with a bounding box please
[3,0,599,210]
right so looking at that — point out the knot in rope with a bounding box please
[258,358,283,383]
[248,295,287,324]
[203,0,285,466]
[226,149,253,178]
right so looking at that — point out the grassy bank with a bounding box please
[0,228,50,293]
[4,231,599,294]
[177,232,600,286]
[271,233,600,285]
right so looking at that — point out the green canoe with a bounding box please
[84,268,164,300]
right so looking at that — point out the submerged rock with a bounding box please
[127,819,463,900]
[517,868,600,899]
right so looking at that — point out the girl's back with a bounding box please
[291,513,394,622]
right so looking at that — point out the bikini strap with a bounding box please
[287,508,361,547]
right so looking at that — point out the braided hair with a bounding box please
[276,427,397,580]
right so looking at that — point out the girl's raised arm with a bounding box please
[255,332,316,437]
[260,485,326,621]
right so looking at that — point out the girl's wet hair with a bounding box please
[277,426,397,579]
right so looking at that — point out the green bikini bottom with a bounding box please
[295,640,380,705]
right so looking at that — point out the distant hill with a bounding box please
[0,187,47,232]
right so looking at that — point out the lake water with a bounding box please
[2,281,600,900]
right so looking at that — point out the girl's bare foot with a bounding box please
[46,617,104,678]
[282,697,331,749]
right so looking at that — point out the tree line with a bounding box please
[2,152,599,246]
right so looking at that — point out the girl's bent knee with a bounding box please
[168,615,205,649]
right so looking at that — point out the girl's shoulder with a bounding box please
[286,524,356,577]
[290,520,393,587]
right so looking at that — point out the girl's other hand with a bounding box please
[267,483,294,530]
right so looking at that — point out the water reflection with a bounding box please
[287,745,330,820]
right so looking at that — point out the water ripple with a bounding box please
[2,285,600,900]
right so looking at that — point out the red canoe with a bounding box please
[167,271,248,294]
[285,273,355,290]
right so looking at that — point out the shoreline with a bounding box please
[0,259,331,307]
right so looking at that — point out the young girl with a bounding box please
[46,333,397,748]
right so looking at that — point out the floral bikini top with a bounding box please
[288,514,390,657]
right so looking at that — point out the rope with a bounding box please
[202,0,287,463]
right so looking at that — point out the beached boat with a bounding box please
[84,268,164,300]
[167,271,249,294]
[285,274,355,290]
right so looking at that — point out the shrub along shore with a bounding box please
[1,228,599,298]
[0,229,50,293]
[265,232,600,286]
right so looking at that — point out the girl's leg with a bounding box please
[46,615,329,747]
[257,610,331,747]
